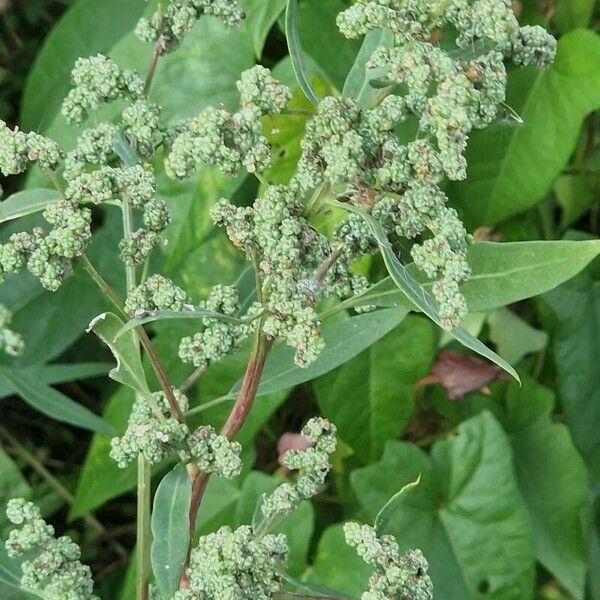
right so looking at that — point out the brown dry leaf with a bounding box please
[422,350,502,400]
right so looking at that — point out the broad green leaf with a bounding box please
[20,0,147,131]
[151,465,192,599]
[451,30,600,225]
[343,28,394,108]
[554,0,595,31]
[349,240,600,315]
[374,474,421,536]
[352,412,535,599]
[0,367,114,435]
[554,175,598,230]
[0,546,24,592]
[87,312,150,397]
[296,0,362,92]
[232,308,410,398]
[487,308,547,365]
[241,0,287,58]
[0,582,38,600]
[314,315,435,461]
[285,0,319,105]
[0,363,111,400]
[0,190,60,224]
[235,472,313,576]
[345,206,518,380]
[544,268,600,481]
[501,379,588,599]
[305,524,371,597]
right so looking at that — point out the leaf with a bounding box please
[232,308,409,398]
[0,447,31,532]
[285,0,319,105]
[450,30,600,225]
[87,312,150,397]
[0,190,60,224]
[304,524,371,597]
[342,28,394,107]
[344,205,518,380]
[241,0,287,58]
[553,0,595,31]
[151,464,192,600]
[554,175,598,230]
[0,367,114,435]
[117,309,245,338]
[0,362,111,400]
[486,308,547,365]
[0,545,23,591]
[544,267,600,482]
[349,239,600,315]
[500,378,588,599]
[313,315,435,461]
[296,0,362,92]
[351,412,535,599]
[374,474,421,536]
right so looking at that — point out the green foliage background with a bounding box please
[1,0,600,598]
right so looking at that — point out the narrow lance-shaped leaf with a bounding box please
[0,190,60,223]
[374,474,421,536]
[0,367,114,435]
[285,0,319,105]
[341,204,519,381]
[87,312,150,396]
[151,464,192,599]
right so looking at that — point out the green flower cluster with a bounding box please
[136,0,245,53]
[5,499,97,600]
[125,274,191,316]
[0,121,60,174]
[287,0,557,329]
[259,418,337,523]
[178,284,250,369]
[110,389,189,468]
[0,304,24,356]
[187,425,242,479]
[165,66,291,178]
[344,522,433,600]
[173,525,287,600]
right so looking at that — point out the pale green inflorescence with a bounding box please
[187,425,242,479]
[0,304,24,356]
[125,274,192,316]
[5,499,98,600]
[344,522,433,600]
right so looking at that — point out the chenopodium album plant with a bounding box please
[0,0,558,598]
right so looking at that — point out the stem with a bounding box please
[136,454,152,600]
[314,246,343,285]
[0,424,128,561]
[179,366,207,394]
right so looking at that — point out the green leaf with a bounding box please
[151,464,192,599]
[285,0,319,105]
[554,175,598,230]
[351,412,535,599]
[304,524,371,597]
[342,28,394,108]
[374,474,421,536]
[544,267,600,482]
[0,447,31,532]
[117,309,246,339]
[313,315,435,461]
[349,240,600,315]
[0,367,114,435]
[554,0,595,31]
[241,0,287,58]
[344,205,518,380]
[234,308,409,398]
[487,308,547,365]
[0,362,111,400]
[451,30,600,225]
[0,545,24,591]
[500,379,588,599]
[296,0,362,92]
[0,190,60,224]
[87,312,150,397]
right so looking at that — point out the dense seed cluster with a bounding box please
[110,390,189,468]
[166,66,291,178]
[5,499,98,600]
[136,0,245,53]
[344,522,433,600]
[187,425,242,479]
[259,418,337,524]
[173,525,287,600]
[125,274,192,316]
[0,304,24,356]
